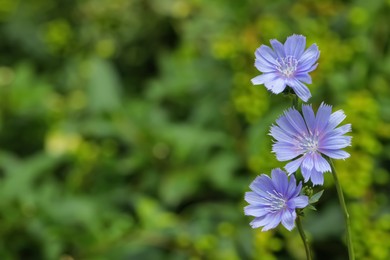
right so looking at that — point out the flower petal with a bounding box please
[299,63,318,74]
[313,153,331,172]
[289,195,309,208]
[270,39,285,58]
[272,142,302,161]
[324,110,346,132]
[285,156,305,174]
[244,191,263,205]
[276,114,300,136]
[299,43,320,69]
[319,149,350,159]
[251,73,278,85]
[323,124,352,139]
[255,45,277,64]
[281,210,296,231]
[271,168,289,194]
[302,153,314,170]
[249,214,273,229]
[310,169,324,185]
[255,59,276,73]
[284,108,309,136]
[270,125,295,143]
[284,35,306,58]
[286,174,298,198]
[315,103,332,133]
[320,136,352,150]
[305,63,318,73]
[249,175,275,197]
[262,212,283,231]
[255,52,279,69]
[288,78,311,102]
[295,73,312,84]
[301,166,312,182]
[302,104,316,132]
[244,204,269,217]
[265,78,287,94]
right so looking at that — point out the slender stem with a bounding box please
[328,158,355,260]
[290,93,299,109]
[296,213,312,260]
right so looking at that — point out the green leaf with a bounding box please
[309,190,324,204]
[87,57,122,113]
[159,170,199,207]
[307,205,317,211]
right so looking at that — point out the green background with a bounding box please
[0,0,389,259]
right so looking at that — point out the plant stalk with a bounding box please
[296,213,312,260]
[328,158,355,260]
[290,93,299,109]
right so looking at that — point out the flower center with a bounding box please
[265,191,287,212]
[299,133,319,153]
[275,56,298,78]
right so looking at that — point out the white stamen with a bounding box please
[298,133,319,154]
[264,190,287,212]
[275,56,298,78]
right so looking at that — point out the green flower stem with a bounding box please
[328,158,355,260]
[290,93,299,109]
[296,213,312,260]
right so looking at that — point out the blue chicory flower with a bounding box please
[251,34,320,102]
[244,168,308,231]
[270,103,352,185]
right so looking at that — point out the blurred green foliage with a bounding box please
[0,0,389,259]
